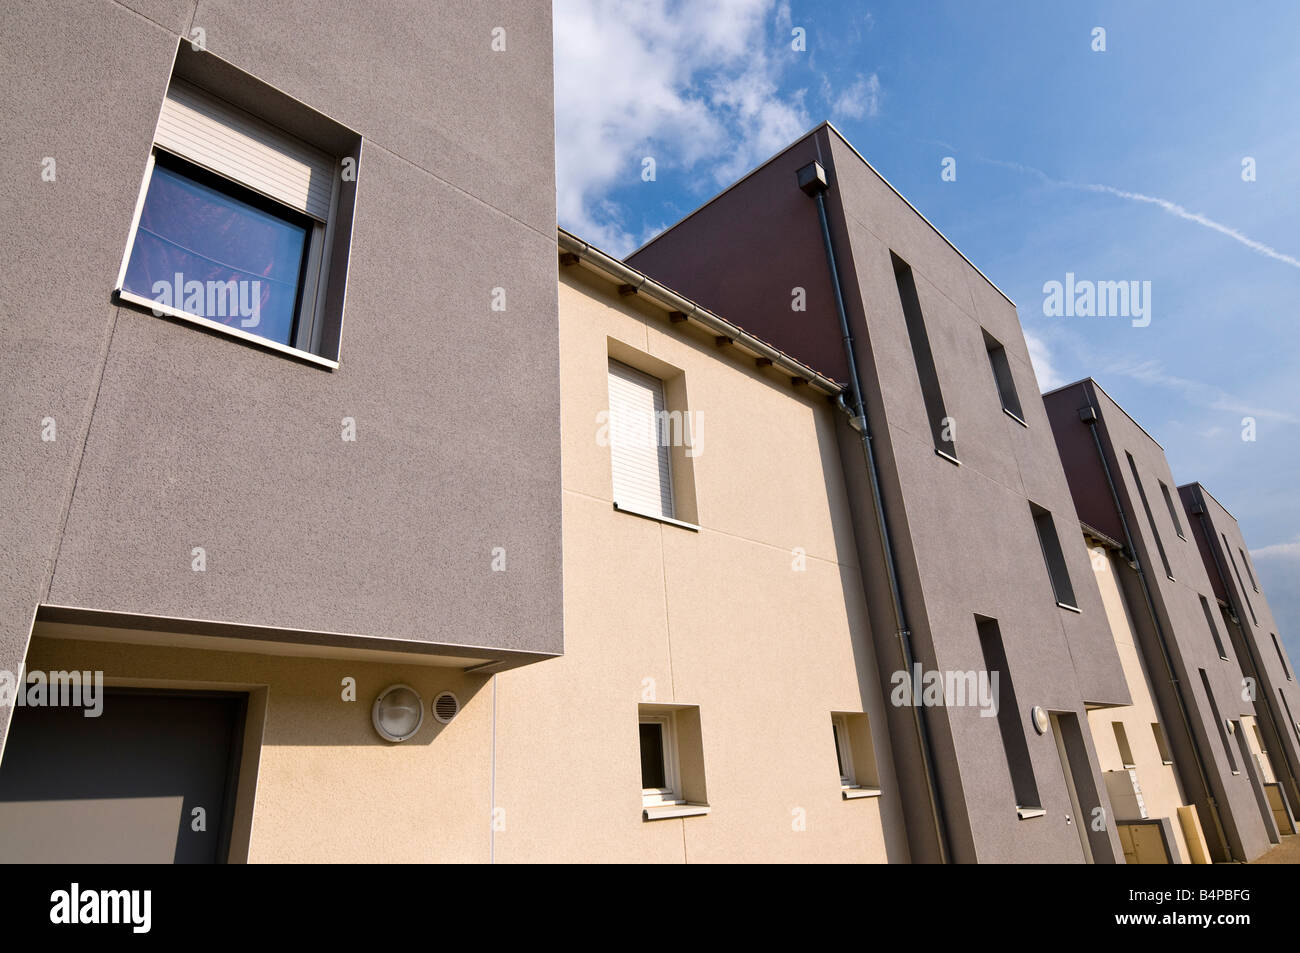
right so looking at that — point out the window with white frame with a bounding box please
[639,711,681,806]
[116,79,343,363]
[608,359,675,521]
[832,714,856,787]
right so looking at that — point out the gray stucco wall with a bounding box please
[1184,482,1300,817]
[0,0,562,756]
[1046,381,1275,860]
[629,123,1130,862]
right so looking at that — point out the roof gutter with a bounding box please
[557,228,842,397]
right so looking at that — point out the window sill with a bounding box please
[1161,760,1175,766]
[116,289,339,370]
[1056,602,1082,614]
[1002,407,1029,428]
[841,786,882,800]
[643,802,710,821]
[1016,806,1046,820]
[934,448,962,467]
[614,501,700,532]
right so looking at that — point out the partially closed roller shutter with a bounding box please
[608,359,674,519]
[154,80,334,221]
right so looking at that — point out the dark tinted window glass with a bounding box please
[639,722,666,789]
[123,153,310,347]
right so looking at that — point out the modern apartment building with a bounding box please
[1180,481,1300,834]
[2,1,1295,865]
[1044,379,1284,861]
[627,125,1134,863]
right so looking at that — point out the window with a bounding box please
[1159,481,1186,539]
[983,330,1025,423]
[608,359,676,522]
[1199,669,1237,773]
[638,713,678,804]
[1223,536,1258,625]
[1112,722,1135,767]
[1280,691,1300,746]
[977,616,1040,813]
[1272,633,1293,681]
[1239,548,1259,592]
[116,76,353,366]
[637,705,708,820]
[1151,722,1174,764]
[832,713,880,798]
[1031,504,1078,610]
[1199,595,1229,660]
[892,254,956,462]
[1126,454,1174,580]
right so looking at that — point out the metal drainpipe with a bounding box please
[798,160,952,864]
[1079,404,1233,861]
[1188,490,1300,800]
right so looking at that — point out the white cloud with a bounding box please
[973,156,1300,272]
[1022,330,1064,391]
[1106,359,1300,425]
[1251,536,1300,560]
[553,0,811,256]
[830,73,881,120]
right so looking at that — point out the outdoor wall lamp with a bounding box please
[373,684,424,742]
[1031,706,1050,735]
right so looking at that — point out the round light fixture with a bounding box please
[1031,706,1050,735]
[372,684,424,742]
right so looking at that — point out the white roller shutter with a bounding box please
[608,359,675,520]
[154,80,334,221]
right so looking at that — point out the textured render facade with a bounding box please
[628,124,1133,864]
[0,0,564,769]
[1045,379,1282,861]
[2,238,913,863]
[3,3,1296,865]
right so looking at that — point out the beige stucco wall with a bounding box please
[12,268,908,863]
[490,268,908,862]
[22,634,494,862]
[1084,539,1194,862]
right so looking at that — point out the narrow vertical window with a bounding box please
[1127,454,1174,580]
[1223,536,1258,625]
[977,616,1040,811]
[1112,722,1135,766]
[607,359,674,521]
[1159,481,1186,539]
[1239,548,1259,592]
[1151,723,1174,764]
[1031,503,1078,609]
[1271,633,1292,681]
[1199,595,1229,660]
[892,254,956,461]
[1199,669,1238,772]
[983,330,1025,422]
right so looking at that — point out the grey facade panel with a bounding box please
[0,0,562,758]
[1045,380,1276,861]
[628,123,1130,862]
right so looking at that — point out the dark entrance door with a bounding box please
[0,688,246,863]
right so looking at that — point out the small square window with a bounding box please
[831,712,880,797]
[637,705,709,820]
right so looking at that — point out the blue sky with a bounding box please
[553,0,1300,654]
